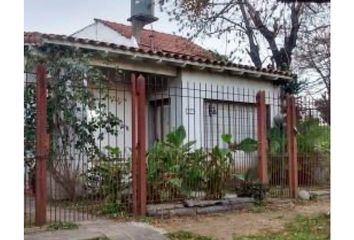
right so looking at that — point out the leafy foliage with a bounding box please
[181,148,208,193]
[167,231,213,240]
[235,168,269,201]
[296,117,330,185]
[297,118,329,154]
[280,80,307,95]
[222,134,257,153]
[205,145,232,199]
[267,116,330,186]
[85,146,130,214]
[148,126,234,201]
[147,126,201,201]
[237,138,258,153]
[25,46,125,200]
[267,126,286,155]
[46,221,79,231]
[315,93,330,125]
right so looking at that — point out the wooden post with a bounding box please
[35,64,48,226]
[131,74,147,216]
[286,95,298,198]
[256,91,268,184]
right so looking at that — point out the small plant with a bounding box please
[85,146,130,215]
[47,221,79,231]
[204,135,232,199]
[236,182,269,201]
[181,148,207,194]
[167,231,213,240]
[221,134,257,153]
[147,126,197,202]
[95,202,127,217]
[235,168,269,201]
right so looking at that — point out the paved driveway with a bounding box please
[25,219,168,240]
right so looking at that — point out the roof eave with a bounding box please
[25,36,294,82]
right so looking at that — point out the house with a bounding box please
[24,19,294,199]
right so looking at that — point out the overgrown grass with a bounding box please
[167,231,214,240]
[233,214,330,240]
[46,221,79,231]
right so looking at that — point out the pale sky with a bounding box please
[24,0,228,55]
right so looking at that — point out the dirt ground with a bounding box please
[151,199,330,240]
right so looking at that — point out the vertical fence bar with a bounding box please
[287,95,298,198]
[256,91,268,184]
[131,74,147,216]
[35,64,48,226]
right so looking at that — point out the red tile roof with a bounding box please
[24,32,294,78]
[95,19,214,60]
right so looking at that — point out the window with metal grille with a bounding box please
[203,99,257,148]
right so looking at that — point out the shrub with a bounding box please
[85,146,130,212]
[47,221,79,231]
[235,168,269,201]
[147,126,198,202]
[204,145,232,199]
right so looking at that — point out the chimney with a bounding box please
[131,19,145,43]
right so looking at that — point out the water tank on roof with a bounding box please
[128,0,158,25]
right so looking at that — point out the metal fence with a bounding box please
[266,93,290,198]
[296,96,330,191]
[145,75,264,203]
[24,71,37,227]
[24,66,330,226]
[24,69,133,226]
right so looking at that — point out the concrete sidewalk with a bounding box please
[25,219,168,240]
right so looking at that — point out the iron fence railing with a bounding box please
[24,68,330,226]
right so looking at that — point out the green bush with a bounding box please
[235,168,269,201]
[47,221,79,231]
[167,231,213,240]
[267,117,330,186]
[85,146,130,212]
[148,126,233,201]
[147,126,200,201]
[204,145,232,199]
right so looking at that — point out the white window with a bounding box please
[203,100,257,148]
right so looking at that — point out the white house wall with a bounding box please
[179,70,282,173]
[180,70,280,148]
[91,84,132,158]
[72,22,137,47]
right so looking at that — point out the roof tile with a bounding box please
[24,32,294,78]
[95,19,214,60]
